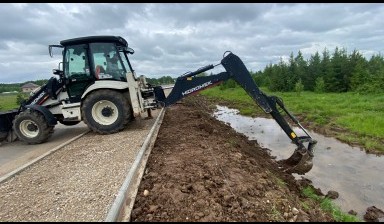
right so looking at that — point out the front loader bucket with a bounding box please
[0,109,18,142]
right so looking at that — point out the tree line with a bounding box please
[0,79,50,93]
[145,76,175,85]
[0,76,175,93]
[252,47,384,93]
[4,47,382,94]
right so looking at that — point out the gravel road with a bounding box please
[0,110,159,222]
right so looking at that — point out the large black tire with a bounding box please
[59,120,81,126]
[13,109,54,144]
[81,90,132,134]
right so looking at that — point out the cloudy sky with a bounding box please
[0,3,383,83]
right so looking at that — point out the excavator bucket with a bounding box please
[279,140,317,175]
[281,148,313,175]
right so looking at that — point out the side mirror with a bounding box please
[126,47,135,54]
[48,45,64,57]
[53,69,62,76]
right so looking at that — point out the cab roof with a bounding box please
[60,36,128,47]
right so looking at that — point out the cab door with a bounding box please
[63,44,94,103]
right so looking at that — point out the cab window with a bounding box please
[64,44,90,79]
[90,42,126,81]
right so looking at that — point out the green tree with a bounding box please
[252,70,267,87]
[321,48,336,92]
[350,53,369,92]
[366,54,384,93]
[307,52,322,91]
[347,49,365,91]
[267,59,288,91]
[146,76,176,86]
[323,47,349,92]
[287,52,298,91]
[294,51,308,90]
[32,79,49,86]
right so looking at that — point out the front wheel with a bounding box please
[81,90,132,134]
[13,109,54,144]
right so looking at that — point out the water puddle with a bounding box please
[213,105,384,219]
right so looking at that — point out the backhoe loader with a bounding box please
[0,35,316,174]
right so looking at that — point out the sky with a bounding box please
[0,3,383,83]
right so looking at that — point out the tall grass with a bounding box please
[302,187,361,222]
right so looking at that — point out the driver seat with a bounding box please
[95,65,105,79]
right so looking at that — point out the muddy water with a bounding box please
[213,105,384,219]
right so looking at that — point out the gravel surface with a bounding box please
[0,110,159,222]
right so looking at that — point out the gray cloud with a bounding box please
[0,3,383,82]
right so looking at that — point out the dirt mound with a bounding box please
[130,95,334,222]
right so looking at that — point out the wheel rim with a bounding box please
[19,120,39,138]
[91,100,119,125]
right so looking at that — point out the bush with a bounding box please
[314,77,325,93]
[219,79,237,90]
[16,92,29,105]
[294,79,304,95]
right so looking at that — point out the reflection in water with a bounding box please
[213,105,384,219]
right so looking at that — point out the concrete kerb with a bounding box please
[105,107,166,222]
[0,130,90,184]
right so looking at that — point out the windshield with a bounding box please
[119,51,132,72]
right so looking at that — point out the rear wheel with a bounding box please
[13,109,54,144]
[81,90,132,134]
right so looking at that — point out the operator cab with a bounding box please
[50,36,135,102]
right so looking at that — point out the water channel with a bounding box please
[213,105,384,220]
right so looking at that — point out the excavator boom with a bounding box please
[154,52,317,174]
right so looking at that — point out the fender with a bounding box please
[81,80,128,99]
[25,105,57,126]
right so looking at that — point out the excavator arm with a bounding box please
[153,52,317,175]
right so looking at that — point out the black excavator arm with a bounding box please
[153,52,317,175]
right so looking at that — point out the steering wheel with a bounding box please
[70,73,84,80]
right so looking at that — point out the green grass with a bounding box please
[302,187,361,222]
[200,86,384,153]
[0,93,19,112]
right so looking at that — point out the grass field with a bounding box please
[0,93,19,112]
[201,86,384,153]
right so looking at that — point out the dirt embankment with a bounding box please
[130,95,335,222]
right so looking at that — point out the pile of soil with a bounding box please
[130,95,335,222]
